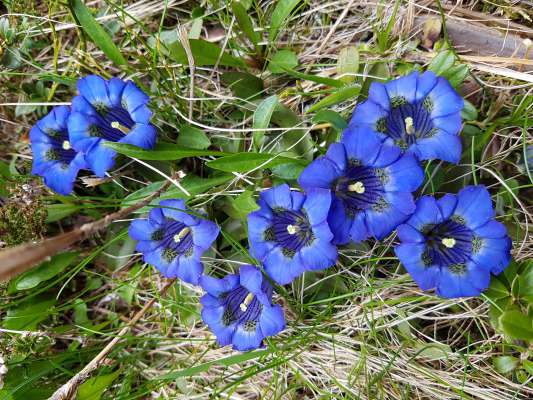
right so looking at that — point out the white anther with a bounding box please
[441,237,456,248]
[62,140,71,150]
[287,224,300,235]
[405,117,415,134]
[111,121,130,134]
[173,227,191,243]
[240,293,255,312]
[348,181,365,194]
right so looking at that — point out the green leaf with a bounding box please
[337,46,359,84]
[522,359,533,375]
[444,64,469,88]
[312,109,347,131]
[271,162,305,179]
[78,370,120,400]
[461,100,478,121]
[499,309,533,341]
[46,203,82,223]
[14,252,78,291]
[3,298,56,330]
[168,39,245,67]
[493,356,519,374]
[221,71,264,100]
[73,298,90,326]
[253,95,279,148]
[69,0,127,67]
[229,189,259,219]
[283,68,343,88]
[268,49,298,74]
[485,277,510,300]
[104,142,226,160]
[207,152,302,173]
[269,0,301,42]
[306,85,360,113]
[176,125,211,150]
[428,50,455,76]
[232,0,260,51]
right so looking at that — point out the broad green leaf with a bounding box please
[337,46,359,83]
[3,298,56,330]
[485,277,510,300]
[283,68,343,88]
[428,50,455,76]
[168,39,245,67]
[306,85,360,113]
[444,64,469,88]
[207,152,302,173]
[228,189,259,219]
[14,252,78,291]
[312,109,347,131]
[176,125,211,150]
[499,309,533,341]
[73,298,90,326]
[104,142,226,160]
[271,103,313,160]
[221,71,264,100]
[523,359,533,375]
[78,370,120,400]
[46,203,82,223]
[271,162,305,179]
[69,0,127,67]
[268,49,298,74]
[232,0,260,51]
[493,356,519,374]
[253,95,279,148]
[269,0,301,42]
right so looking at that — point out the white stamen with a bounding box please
[111,121,130,134]
[62,140,71,150]
[287,224,300,235]
[173,227,191,243]
[405,117,415,134]
[348,181,365,194]
[240,293,255,312]
[441,237,456,248]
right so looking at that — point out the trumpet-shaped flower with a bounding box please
[395,186,512,298]
[68,75,157,177]
[346,71,464,163]
[247,184,338,285]
[30,106,87,195]
[299,137,424,244]
[128,199,219,285]
[200,265,285,351]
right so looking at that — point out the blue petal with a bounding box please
[406,195,443,230]
[302,188,332,226]
[454,185,494,229]
[325,142,348,170]
[84,140,117,177]
[474,220,508,238]
[264,247,305,285]
[201,304,235,346]
[77,75,111,107]
[247,212,275,261]
[41,162,79,195]
[199,293,222,308]
[159,199,197,225]
[436,261,490,298]
[148,207,165,225]
[122,82,152,123]
[119,123,157,149]
[382,153,424,192]
[143,247,176,277]
[135,239,161,253]
[470,236,511,275]
[175,254,203,285]
[371,139,402,168]
[432,113,462,136]
[349,211,369,243]
[67,112,100,153]
[415,71,438,102]
[396,223,425,243]
[411,131,462,163]
[299,236,337,272]
[260,184,292,210]
[298,157,339,191]
[239,265,263,293]
[365,192,415,240]
[107,78,127,107]
[347,101,388,132]
[200,274,239,296]
[71,94,97,116]
[385,71,418,103]
[289,191,306,211]
[259,305,285,337]
[341,127,383,166]
[192,219,219,250]
[129,219,157,241]
[436,193,457,219]
[232,324,263,351]
[327,197,354,245]
[395,243,440,290]
[427,77,464,118]
[367,81,390,111]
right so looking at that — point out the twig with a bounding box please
[0,179,172,282]
[48,278,177,400]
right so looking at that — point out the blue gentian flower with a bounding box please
[247,184,337,285]
[30,105,87,195]
[346,71,464,163]
[200,265,285,351]
[128,199,219,285]
[68,75,157,177]
[395,186,512,298]
[299,137,424,244]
